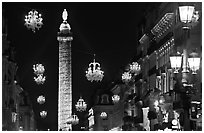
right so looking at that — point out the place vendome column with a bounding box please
[57,9,73,131]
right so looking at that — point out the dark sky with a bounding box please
[3,2,155,130]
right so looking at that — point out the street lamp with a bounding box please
[170,4,201,131]
[169,52,182,73]
[179,6,195,23]
[179,6,195,29]
[188,52,200,74]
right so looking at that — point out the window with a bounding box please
[101,94,109,104]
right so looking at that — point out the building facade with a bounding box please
[136,2,202,131]
[2,9,36,130]
[86,2,201,131]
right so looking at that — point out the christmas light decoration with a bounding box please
[129,62,141,75]
[67,114,79,125]
[24,9,43,32]
[112,94,120,103]
[33,64,45,75]
[75,96,87,112]
[188,52,200,74]
[58,9,73,131]
[100,112,108,119]
[37,95,45,104]
[122,71,132,83]
[34,74,46,84]
[86,56,104,82]
[33,63,46,84]
[40,110,47,118]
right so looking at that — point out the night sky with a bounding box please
[3,2,156,130]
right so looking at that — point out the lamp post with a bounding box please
[170,5,200,131]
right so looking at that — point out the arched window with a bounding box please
[101,94,109,104]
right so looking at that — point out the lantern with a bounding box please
[179,6,195,23]
[170,52,182,73]
[188,52,200,74]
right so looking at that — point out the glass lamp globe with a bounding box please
[170,52,182,73]
[179,6,195,23]
[188,52,200,74]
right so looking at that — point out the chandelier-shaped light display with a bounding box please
[34,74,46,85]
[75,96,87,112]
[67,114,79,125]
[33,63,46,84]
[122,71,132,82]
[37,95,45,104]
[129,62,141,75]
[112,94,120,104]
[40,110,47,118]
[33,64,45,75]
[100,112,108,119]
[86,56,104,82]
[24,9,43,32]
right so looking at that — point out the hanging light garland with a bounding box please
[24,9,43,33]
[33,63,46,84]
[86,54,104,82]
[75,96,87,112]
[37,95,45,104]
[40,110,47,118]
